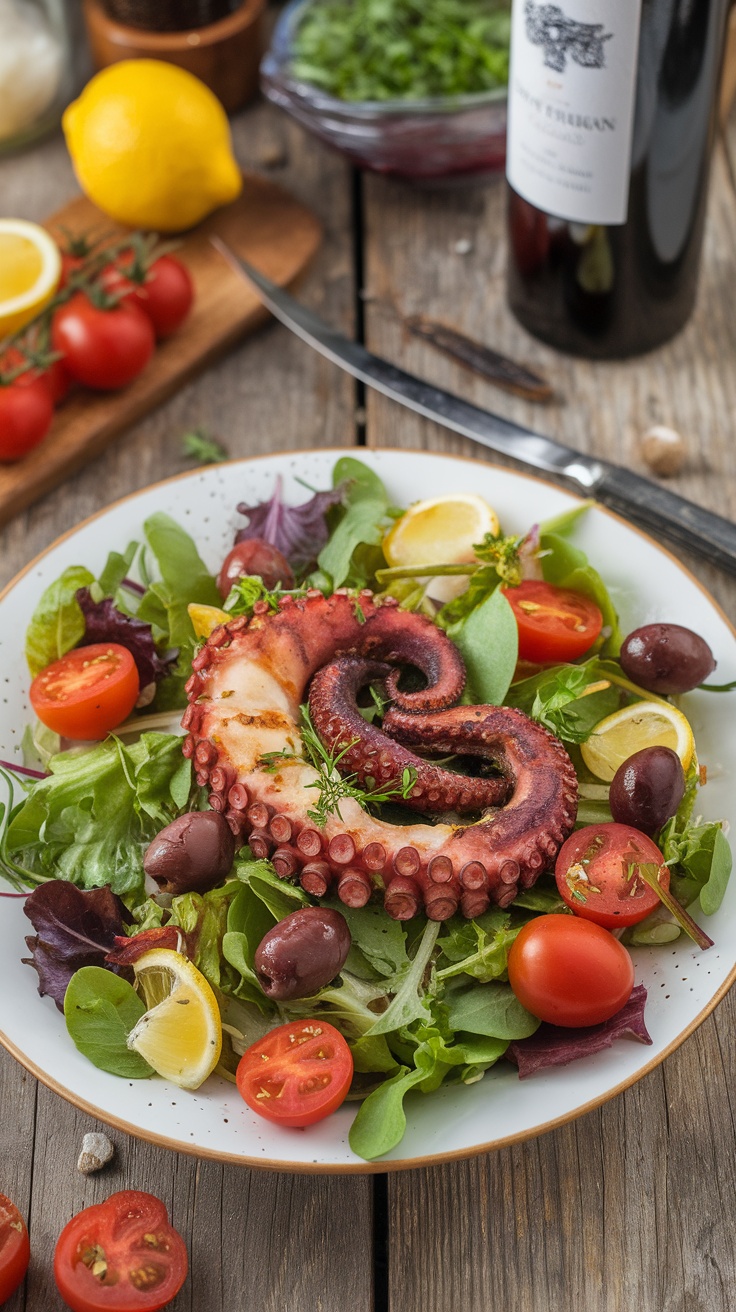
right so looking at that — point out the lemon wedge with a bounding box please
[188,602,230,639]
[383,494,500,602]
[127,949,222,1090]
[580,701,695,782]
[0,219,61,337]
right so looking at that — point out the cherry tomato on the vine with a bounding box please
[53,1190,188,1312]
[30,642,139,740]
[1,343,71,407]
[102,255,194,339]
[237,1019,353,1126]
[503,580,604,663]
[507,914,635,1027]
[0,376,53,461]
[555,822,670,928]
[52,293,155,391]
[0,1194,30,1304]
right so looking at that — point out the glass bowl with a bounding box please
[260,0,507,183]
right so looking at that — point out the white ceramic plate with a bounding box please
[0,448,734,1174]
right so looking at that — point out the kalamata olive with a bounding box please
[254,907,351,1001]
[609,746,686,835]
[217,538,295,599]
[619,623,716,695]
[143,811,235,894]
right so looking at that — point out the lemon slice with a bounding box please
[383,494,500,602]
[0,220,61,337]
[580,701,695,782]
[188,602,230,639]
[127,949,222,1090]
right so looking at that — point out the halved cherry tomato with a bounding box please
[503,580,603,663]
[53,1190,187,1312]
[236,1019,353,1127]
[30,642,139,740]
[52,293,155,391]
[555,822,670,928]
[102,255,194,340]
[0,1193,30,1304]
[507,914,635,1027]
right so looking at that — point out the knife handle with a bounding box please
[594,467,736,577]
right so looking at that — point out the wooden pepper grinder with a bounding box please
[82,0,266,112]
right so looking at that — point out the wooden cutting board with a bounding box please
[0,172,321,526]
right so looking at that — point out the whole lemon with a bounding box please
[63,60,242,232]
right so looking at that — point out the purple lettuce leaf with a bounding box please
[235,475,346,572]
[76,588,177,691]
[22,880,133,1011]
[507,984,651,1079]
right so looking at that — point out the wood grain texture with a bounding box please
[0,90,368,1312]
[0,172,321,529]
[361,127,736,1312]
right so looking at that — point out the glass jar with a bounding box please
[0,0,75,153]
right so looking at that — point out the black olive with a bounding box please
[620,623,716,695]
[609,746,686,835]
[143,811,235,895]
[254,907,351,1001]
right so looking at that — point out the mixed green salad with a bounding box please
[0,456,732,1161]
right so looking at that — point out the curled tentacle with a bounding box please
[308,655,509,815]
[185,590,578,919]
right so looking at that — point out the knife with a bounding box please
[211,238,736,577]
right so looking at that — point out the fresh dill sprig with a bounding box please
[223,575,307,618]
[259,705,417,827]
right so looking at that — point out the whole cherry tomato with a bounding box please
[102,254,194,339]
[1,342,71,406]
[0,375,53,460]
[53,1190,188,1312]
[0,1193,30,1304]
[555,822,670,928]
[30,642,139,739]
[236,1018,353,1126]
[217,538,295,598]
[507,914,635,1027]
[52,293,155,391]
[503,580,603,663]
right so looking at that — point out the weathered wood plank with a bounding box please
[0,1050,36,1312]
[362,131,736,1312]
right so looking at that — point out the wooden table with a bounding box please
[2,76,736,1312]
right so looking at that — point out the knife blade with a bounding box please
[212,238,736,577]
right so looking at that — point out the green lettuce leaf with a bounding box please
[444,983,540,1039]
[6,733,191,901]
[449,586,518,706]
[25,565,95,676]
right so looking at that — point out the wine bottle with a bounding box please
[505,0,732,359]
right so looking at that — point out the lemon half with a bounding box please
[581,701,695,782]
[0,219,61,337]
[383,494,499,602]
[127,949,222,1090]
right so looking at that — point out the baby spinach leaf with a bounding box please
[64,966,153,1078]
[539,500,594,538]
[348,1063,427,1160]
[317,458,389,589]
[350,1033,399,1073]
[97,541,139,599]
[325,900,410,979]
[236,857,311,921]
[445,983,540,1039]
[25,565,95,676]
[449,586,518,705]
[701,829,733,915]
[661,814,733,913]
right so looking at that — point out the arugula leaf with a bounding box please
[444,983,540,1039]
[64,966,153,1078]
[540,532,622,656]
[449,586,518,706]
[507,658,620,743]
[7,733,191,901]
[366,920,440,1036]
[436,911,520,983]
[317,458,390,589]
[25,565,95,676]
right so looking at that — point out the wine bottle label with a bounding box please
[506,0,643,225]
